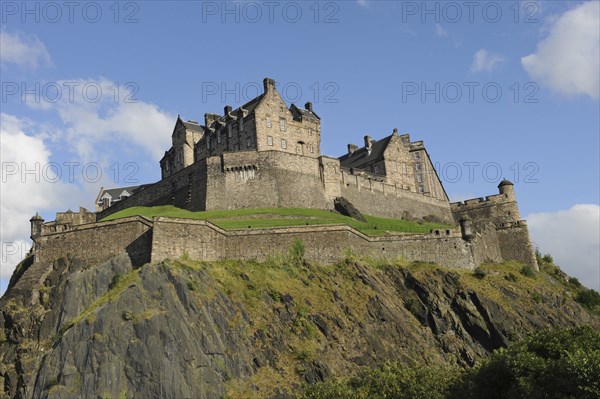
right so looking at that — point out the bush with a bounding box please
[575,289,600,312]
[569,277,583,288]
[505,272,518,282]
[301,362,458,399]
[450,326,600,399]
[520,265,536,278]
[473,267,487,279]
[288,239,306,266]
[542,254,554,264]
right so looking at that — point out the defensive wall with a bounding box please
[29,214,539,272]
[97,150,455,224]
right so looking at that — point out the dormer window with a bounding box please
[217,130,222,144]
[239,116,244,132]
[206,135,211,149]
[228,124,232,138]
[279,118,286,131]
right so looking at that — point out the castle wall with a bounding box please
[150,218,475,269]
[339,170,454,223]
[34,217,153,267]
[450,194,520,225]
[97,161,208,219]
[496,222,538,269]
[205,151,328,210]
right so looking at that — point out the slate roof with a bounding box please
[290,104,320,121]
[181,120,205,132]
[98,185,151,202]
[338,135,393,170]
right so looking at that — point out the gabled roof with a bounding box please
[181,120,205,132]
[338,135,393,170]
[97,185,151,203]
[290,104,320,121]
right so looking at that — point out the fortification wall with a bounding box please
[97,161,208,219]
[451,194,520,225]
[496,222,538,270]
[469,223,503,266]
[34,217,153,267]
[339,170,454,223]
[150,218,475,269]
[205,151,328,210]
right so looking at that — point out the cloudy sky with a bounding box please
[1,1,598,293]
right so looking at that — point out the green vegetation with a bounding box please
[300,326,600,399]
[100,205,451,235]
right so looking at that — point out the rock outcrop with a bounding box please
[1,252,598,399]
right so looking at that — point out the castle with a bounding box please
[27,78,538,271]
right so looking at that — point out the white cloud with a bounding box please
[0,30,52,69]
[0,113,81,280]
[522,1,600,99]
[435,24,448,38]
[527,204,600,291]
[25,79,174,161]
[357,0,369,7]
[470,49,505,73]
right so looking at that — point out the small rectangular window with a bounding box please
[206,136,211,149]
[240,116,245,132]
[281,138,287,149]
[266,117,271,128]
[279,119,286,131]
[393,161,397,172]
[416,163,421,170]
[417,173,422,183]
[267,136,273,146]
[414,152,421,160]
[310,144,314,153]
[228,124,232,138]
[309,128,313,136]
[419,185,425,193]
[217,131,221,144]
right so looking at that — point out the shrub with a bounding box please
[505,272,518,282]
[450,326,600,399]
[288,239,306,266]
[473,267,487,279]
[575,289,600,312]
[542,254,554,264]
[569,277,582,288]
[520,265,536,278]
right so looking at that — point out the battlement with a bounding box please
[450,193,512,209]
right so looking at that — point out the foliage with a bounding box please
[450,326,600,399]
[520,265,536,278]
[301,361,458,399]
[472,267,487,279]
[299,327,600,399]
[575,289,600,313]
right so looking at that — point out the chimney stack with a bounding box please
[305,102,313,112]
[224,105,232,115]
[364,135,373,148]
[263,77,275,94]
[348,144,358,155]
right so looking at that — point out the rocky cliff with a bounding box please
[1,250,598,399]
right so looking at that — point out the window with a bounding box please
[417,173,422,183]
[374,165,380,173]
[402,163,407,174]
[279,118,286,131]
[419,185,425,193]
[414,152,421,160]
[281,138,287,149]
[267,136,273,146]
[239,116,244,132]
[246,137,252,148]
[206,136,211,149]
[228,124,232,138]
[310,144,314,153]
[309,128,313,136]
[416,163,421,170]
[393,161,397,172]
[217,130,221,144]
[266,117,271,128]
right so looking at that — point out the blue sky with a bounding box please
[1,0,599,294]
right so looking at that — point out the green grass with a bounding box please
[100,205,452,235]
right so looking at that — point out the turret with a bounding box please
[498,179,515,201]
[459,215,473,241]
[30,213,44,241]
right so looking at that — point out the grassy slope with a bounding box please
[100,206,452,235]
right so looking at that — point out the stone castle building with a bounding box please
[27,77,538,270]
